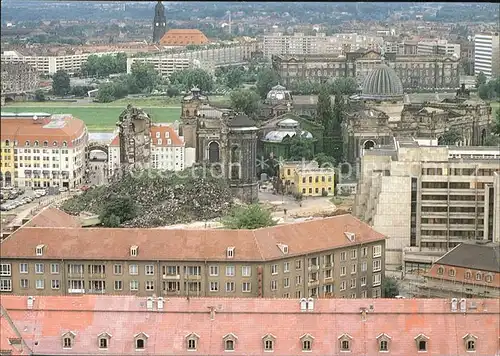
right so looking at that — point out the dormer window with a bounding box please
[437,266,444,275]
[465,270,471,279]
[277,243,289,255]
[262,334,276,352]
[475,272,482,281]
[36,244,45,256]
[344,232,355,242]
[338,333,352,352]
[485,274,493,283]
[134,332,149,350]
[130,245,138,257]
[300,333,314,352]
[463,334,477,351]
[61,331,76,349]
[448,268,456,277]
[227,247,235,259]
[377,333,391,352]
[98,332,111,349]
[414,334,429,352]
[186,332,200,351]
[223,333,238,352]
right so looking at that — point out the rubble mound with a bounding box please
[61,168,233,227]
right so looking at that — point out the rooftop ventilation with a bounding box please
[277,243,289,255]
[344,232,355,242]
[130,245,138,257]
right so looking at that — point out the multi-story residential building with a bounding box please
[108,124,190,176]
[0,62,39,95]
[262,32,383,58]
[474,33,500,79]
[273,50,460,90]
[417,40,461,57]
[0,113,88,188]
[354,139,500,276]
[1,295,498,355]
[419,242,500,298]
[0,211,386,299]
[126,57,202,78]
[1,50,123,75]
[294,166,335,197]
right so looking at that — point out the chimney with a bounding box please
[307,297,314,311]
[451,298,458,312]
[208,306,216,320]
[27,296,34,309]
[300,298,307,312]
[459,298,467,313]
[146,297,154,311]
[157,297,164,310]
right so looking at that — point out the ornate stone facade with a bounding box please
[0,61,39,95]
[179,88,259,203]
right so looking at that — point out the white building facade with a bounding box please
[474,33,500,79]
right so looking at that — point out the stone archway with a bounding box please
[208,141,220,163]
[363,140,376,150]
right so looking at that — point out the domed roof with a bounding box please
[263,130,313,143]
[277,118,299,128]
[266,84,292,102]
[361,64,403,100]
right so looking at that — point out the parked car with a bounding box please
[59,187,69,192]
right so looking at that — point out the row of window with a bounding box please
[300,175,333,183]
[60,332,479,353]
[436,266,494,283]
[3,140,69,147]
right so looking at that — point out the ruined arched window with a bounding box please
[208,142,220,163]
[230,146,240,180]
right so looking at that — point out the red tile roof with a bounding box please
[0,115,86,147]
[24,207,81,228]
[109,125,184,147]
[0,215,385,261]
[0,311,30,355]
[159,29,209,46]
[1,296,498,355]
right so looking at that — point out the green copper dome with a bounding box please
[361,64,404,100]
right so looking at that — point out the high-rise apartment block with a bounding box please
[474,33,500,79]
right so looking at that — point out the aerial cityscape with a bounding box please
[0,1,499,355]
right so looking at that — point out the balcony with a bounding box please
[308,280,320,288]
[308,265,320,272]
[163,290,181,296]
[89,273,106,279]
[67,272,84,278]
[323,262,334,269]
[88,289,105,294]
[185,275,202,280]
[163,274,181,280]
[67,289,85,294]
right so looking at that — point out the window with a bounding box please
[0,264,11,276]
[380,340,388,351]
[210,265,219,276]
[226,282,235,292]
[418,340,427,351]
[270,280,277,291]
[340,281,346,291]
[373,273,381,286]
[361,261,367,272]
[284,262,290,273]
[475,272,482,281]
[303,340,312,351]
[35,263,44,274]
[36,279,45,289]
[63,337,72,348]
[350,249,357,259]
[99,337,108,349]
[340,266,346,276]
[296,275,302,285]
[361,247,368,257]
[340,252,347,261]
[114,264,122,275]
[466,340,475,351]
[264,339,274,351]
[0,279,12,291]
[373,245,382,258]
[51,280,60,289]
[296,260,302,269]
[242,266,251,277]
[465,271,471,279]
[210,282,219,292]
[486,274,493,283]
[130,280,139,291]
[227,247,235,258]
[448,268,456,277]
[271,264,278,275]
[373,259,381,272]
[129,264,138,275]
[114,280,123,290]
[361,276,367,286]
[437,266,444,275]
[136,338,145,349]
[350,279,356,289]
[226,266,235,277]
[20,279,29,289]
[351,264,357,274]
[145,265,154,275]
[50,263,59,274]
[283,277,289,288]
[341,340,350,351]
[361,290,367,298]
[19,263,28,274]
[225,339,234,351]
[242,282,251,292]
[145,281,154,291]
[187,338,197,350]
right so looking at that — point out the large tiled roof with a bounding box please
[159,29,209,46]
[1,295,498,355]
[24,207,81,228]
[0,215,385,261]
[434,243,500,273]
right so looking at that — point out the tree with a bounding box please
[96,83,117,103]
[230,89,260,116]
[439,128,462,145]
[494,110,500,136]
[99,195,137,227]
[313,152,336,168]
[256,67,280,99]
[287,135,314,161]
[476,72,487,88]
[52,70,71,96]
[330,77,358,95]
[34,89,46,102]
[225,67,245,89]
[460,58,474,76]
[316,85,333,127]
[130,62,160,93]
[81,53,128,78]
[169,68,214,92]
[383,277,400,298]
[222,204,276,229]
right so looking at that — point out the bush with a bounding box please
[222,204,276,229]
[293,192,303,201]
[99,195,138,227]
[321,190,328,197]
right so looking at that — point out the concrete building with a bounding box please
[1,295,498,355]
[474,33,500,79]
[1,50,123,75]
[416,40,461,57]
[419,242,500,298]
[262,32,383,58]
[272,50,460,90]
[0,62,39,95]
[0,113,88,189]
[354,139,500,276]
[0,211,386,299]
[126,57,202,78]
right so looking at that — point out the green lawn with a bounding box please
[1,105,181,132]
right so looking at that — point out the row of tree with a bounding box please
[80,53,127,78]
[477,75,500,101]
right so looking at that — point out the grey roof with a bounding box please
[361,64,404,100]
[228,114,256,128]
[435,243,500,273]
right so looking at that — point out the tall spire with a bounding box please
[153,1,166,43]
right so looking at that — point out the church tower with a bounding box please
[152,1,166,43]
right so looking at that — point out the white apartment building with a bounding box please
[354,138,500,276]
[474,33,500,79]
[262,32,383,58]
[108,124,193,176]
[0,113,88,189]
[126,57,202,78]
[1,50,123,75]
[417,40,461,57]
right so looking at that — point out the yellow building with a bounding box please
[294,167,335,197]
[279,160,319,193]
[0,138,15,187]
